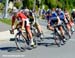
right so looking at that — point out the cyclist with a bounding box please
[46,9,51,23]
[56,8,71,36]
[71,9,75,21]
[10,8,35,47]
[51,8,65,38]
[47,8,65,40]
[64,9,74,32]
[27,10,43,38]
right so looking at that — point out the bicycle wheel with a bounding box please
[15,32,27,52]
[54,28,65,47]
[62,24,71,39]
[53,32,61,47]
[40,32,45,41]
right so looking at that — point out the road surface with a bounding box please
[0,19,75,58]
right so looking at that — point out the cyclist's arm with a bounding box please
[11,16,16,29]
[47,20,54,31]
[57,16,61,24]
[21,19,25,30]
[64,15,68,23]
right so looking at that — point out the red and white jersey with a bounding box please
[12,12,28,23]
[64,12,69,18]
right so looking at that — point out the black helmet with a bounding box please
[47,9,51,14]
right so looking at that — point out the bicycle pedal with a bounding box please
[10,30,14,34]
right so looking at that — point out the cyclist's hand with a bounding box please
[10,29,14,34]
[22,26,25,30]
[21,27,25,32]
[12,25,15,29]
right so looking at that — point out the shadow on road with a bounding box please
[10,37,57,50]
[9,36,57,49]
[37,42,57,47]
[10,38,15,41]
[10,36,55,42]
[0,47,18,52]
[42,36,54,40]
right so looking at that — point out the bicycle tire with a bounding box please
[53,28,66,47]
[62,23,71,39]
[15,32,27,52]
[53,32,61,47]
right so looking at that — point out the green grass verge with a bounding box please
[0,18,11,25]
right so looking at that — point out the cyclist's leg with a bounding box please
[64,18,71,31]
[57,20,65,37]
[34,22,42,34]
[59,26,65,37]
[26,26,34,43]
[62,18,71,36]
[69,19,75,32]
[25,19,34,46]
[66,22,72,36]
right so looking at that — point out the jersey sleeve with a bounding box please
[12,16,16,26]
[18,12,27,21]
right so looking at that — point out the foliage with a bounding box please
[57,1,62,8]
[2,0,6,5]
[14,1,23,9]
[0,18,11,25]
[44,5,49,10]
[1,0,75,13]
[0,3,4,13]
[0,3,4,10]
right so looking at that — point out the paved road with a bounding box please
[0,19,75,58]
[0,22,11,32]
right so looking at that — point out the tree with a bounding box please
[14,1,23,9]
[2,0,6,5]
[21,0,75,10]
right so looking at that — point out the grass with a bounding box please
[0,18,11,25]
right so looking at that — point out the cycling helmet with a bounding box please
[12,7,18,14]
[72,9,75,11]
[46,9,51,14]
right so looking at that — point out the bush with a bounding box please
[35,5,39,11]
[0,18,11,25]
[14,1,23,9]
[57,2,62,8]
[0,3,4,12]
[44,5,49,10]
[8,8,12,13]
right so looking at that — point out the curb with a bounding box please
[0,30,17,41]
[0,25,52,41]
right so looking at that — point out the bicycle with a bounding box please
[10,25,37,52]
[62,22,72,40]
[30,23,45,41]
[53,24,66,47]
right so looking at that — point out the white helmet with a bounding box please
[24,8,29,15]
[72,9,75,11]
[24,8,29,12]
[13,7,17,10]
[12,7,18,13]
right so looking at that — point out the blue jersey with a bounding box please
[46,10,51,21]
[51,11,57,21]
[58,11,65,20]
[52,11,57,17]
[42,9,45,14]
[46,15,50,21]
[49,12,58,25]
